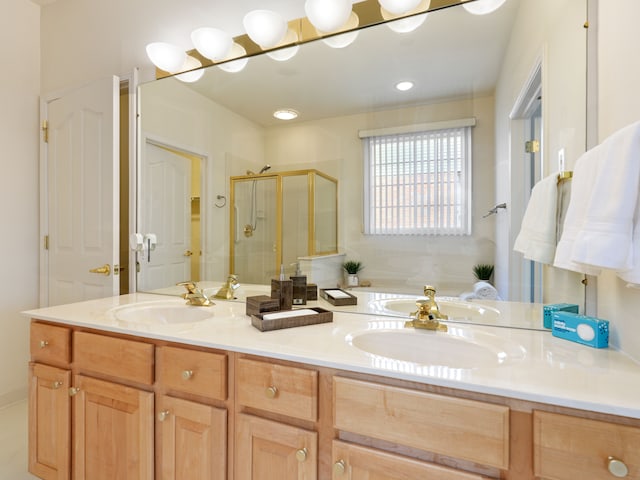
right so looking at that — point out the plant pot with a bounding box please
[346,274,359,287]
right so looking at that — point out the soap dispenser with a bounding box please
[290,262,308,305]
[271,264,293,310]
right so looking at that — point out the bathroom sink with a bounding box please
[347,325,525,369]
[368,297,500,322]
[107,300,215,326]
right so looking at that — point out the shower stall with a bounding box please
[230,169,338,284]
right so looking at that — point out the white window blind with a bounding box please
[363,126,472,236]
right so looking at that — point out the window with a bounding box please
[362,122,473,236]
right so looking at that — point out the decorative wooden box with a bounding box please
[320,288,358,306]
[251,307,333,332]
[246,295,281,317]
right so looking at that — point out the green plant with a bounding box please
[343,260,363,275]
[473,263,494,281]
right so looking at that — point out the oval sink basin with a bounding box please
[108,300,215,326]
[368,297,500,322]
[348,326,525,369]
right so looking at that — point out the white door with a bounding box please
[137,139,192,291]
[42,76,119,306]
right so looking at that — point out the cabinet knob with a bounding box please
[181,370,194,380]
[608,456,629,478]
[333,460,346,475]
[39,340,49,348]
[157,410,171,422]
[52,381,63,390]
[295,448,308,463]
[265,386,278,399]
[68,387,80,396]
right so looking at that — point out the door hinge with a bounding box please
[41,120,49,143]
[44,235,49,250]
[114,264,120,276]
[525,140,540,153]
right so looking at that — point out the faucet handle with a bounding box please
[423,285,436,296]
[414,299,432,319]
[177,281,198,293]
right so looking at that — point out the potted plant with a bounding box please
[472,263,494,283]
[343,260,363,287]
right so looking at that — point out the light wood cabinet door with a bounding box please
[235,413,317,480]
[28,363,71,480]
[72,374,154,480]
[332,441,490,480]
[157,395,227,480]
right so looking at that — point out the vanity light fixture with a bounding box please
[395,81,414,91]
[145,42,187,73]
[191,27,233,62]
[218,43,249,73]
[243,9,288,49]
[273,109,299,121]
[462,0,508,15]
[176,55,205,83]
[266,29,300,62]
[304,0,353,33]
[321,12,360,49]
[378,0,422,16]
[381,0,431,33]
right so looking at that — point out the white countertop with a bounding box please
[24,292,640,419]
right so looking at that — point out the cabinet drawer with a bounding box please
[73,331,154,385]
[237,358,318,422]
[332,440,490,479]
[30,322,71,365]
[334,377,509,470]
[533,410,640,480]
[157,346,227,401]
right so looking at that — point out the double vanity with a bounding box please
[25,289,640,479]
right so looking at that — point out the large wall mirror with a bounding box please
[136,0,587,314]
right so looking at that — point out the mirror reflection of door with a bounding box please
[138,139,201,290]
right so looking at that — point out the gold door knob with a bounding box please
[39,340,49,348]
[608,456,629,477]
[68,387,80,396]
[157,410,171,422]
[89,264,111,276]
[181,370,194,380]
[333,460,346,475]
[184,250,193,257]
[295,448,308,463]
[265,386,278,399]
[52,381,63,390]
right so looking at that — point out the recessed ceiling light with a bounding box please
[395,81,414,91]
[273,109,299,120]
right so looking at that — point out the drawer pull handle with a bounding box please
[295,448,308,463]
[39,340,49,348]
[52,381,63,390]
[265,386,278,399]
[608,456,629,478]
[68,387,80,397]
[333,460,346,475]
[158,410,171,422]
[181,370,194,380]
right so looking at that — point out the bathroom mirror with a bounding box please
[136,0,587,317]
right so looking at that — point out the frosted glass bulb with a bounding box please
[191,27,232,62]
[305,0,352,33]
[176,56,204,83]
[462,0,508,15]
[145,42,186,73]
[378,0,422,16]
[218,43,249,73]
[243,10,287,49]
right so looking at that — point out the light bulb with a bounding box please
[462,0,508,15]
[218,43,249,73]
[381,0,431,33]
[305,0,352,33]
[267,29,300,62]
[191,27,232,62]
[145,42,186,73]
[319,12,359,49]
[243,10,287,49]
[378,0,422,16]
[176,56,204,83]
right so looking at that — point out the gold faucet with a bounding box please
[177,281,214,306]
[422,285,448,320]
[405,299,448,331]
[214,274,240,300]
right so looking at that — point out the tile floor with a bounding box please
[0,399,38,479]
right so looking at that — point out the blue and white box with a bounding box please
[543,303,579,329]
[552,311,609,349]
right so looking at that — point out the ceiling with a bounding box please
[168,1,520,126]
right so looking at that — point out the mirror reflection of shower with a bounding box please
[244,164,271,237]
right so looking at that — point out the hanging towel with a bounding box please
[554,120,640,280]
[513,173,560,265]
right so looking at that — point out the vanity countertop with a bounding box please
[24,292,640,419]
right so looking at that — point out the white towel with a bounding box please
[473,281,499,300]
[554,120,640,281]
[513,173,559,265]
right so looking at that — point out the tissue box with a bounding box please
[552,311,609,348]
[543,303,579,329]
[320,288,357,306]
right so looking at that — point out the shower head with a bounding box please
[259,164,271,174]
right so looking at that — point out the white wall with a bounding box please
[595,0,640,360]
[0,0,40,405]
